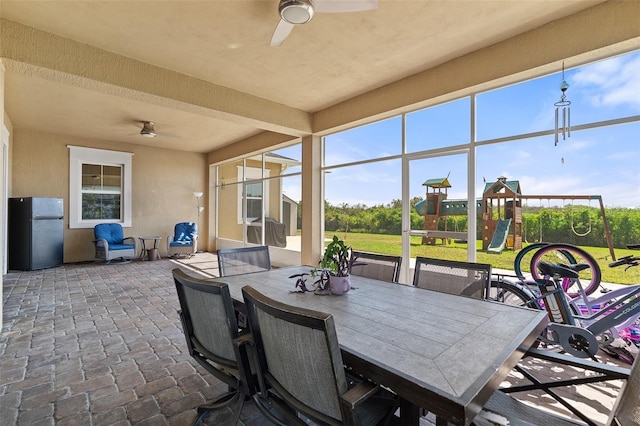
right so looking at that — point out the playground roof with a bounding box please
[483,179,521,195]
[422,177,451,188]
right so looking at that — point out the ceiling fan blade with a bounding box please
[313,0,378,13]
[271,19,295,47]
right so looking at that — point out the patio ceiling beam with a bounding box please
[0,19,312,137]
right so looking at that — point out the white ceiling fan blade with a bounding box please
[313,0,378,13]
[270,19,295,47]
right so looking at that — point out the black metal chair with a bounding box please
[350,251,402,283]
[609,354,639,425]
[242,285,398,426]
[475,347,636,426]
[216,246,271,277]
[412,257,492,299]
[172,268,254,425]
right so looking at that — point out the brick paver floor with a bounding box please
[0,257,273,425]
[1,254,628,425]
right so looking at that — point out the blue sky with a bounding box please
[317,50,640,209]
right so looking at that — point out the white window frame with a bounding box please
[68,146,133,228]
[237,166,270,224]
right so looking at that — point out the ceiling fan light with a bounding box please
[140,121,157,138]
[279,0,314,24]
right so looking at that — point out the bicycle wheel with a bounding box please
[529,243,602,297]
[513,243,548,279]
[488,279,540,309]
[513,242,577,280]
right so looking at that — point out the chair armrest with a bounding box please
[94,237,109,249]
[123,236,138,252]
[167,235,174,245]
[340,380,378,410]
[233,333,257,396]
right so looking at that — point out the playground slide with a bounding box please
[487,218,512,254]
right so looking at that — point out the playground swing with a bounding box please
[570,199,592,237]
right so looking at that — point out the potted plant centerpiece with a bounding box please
[317,235,354,295]
[289,235,360,295]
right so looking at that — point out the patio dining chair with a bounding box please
[474,347,637,426]
[242,285,398,426]
[172,269,254,425]
[412,257,492,300]
[216,246,271,277]
[350,251,402,283]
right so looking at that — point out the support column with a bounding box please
[301,134,322,266]
[0,60,6,331]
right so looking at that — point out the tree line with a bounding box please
[321,201,640,248]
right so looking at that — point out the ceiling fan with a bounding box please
[271,0,378,47]
[134,120,179,139]
[140,121,157,138]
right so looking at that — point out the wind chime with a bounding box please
[554,62,571,146]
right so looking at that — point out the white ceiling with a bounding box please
[1,0,607,153]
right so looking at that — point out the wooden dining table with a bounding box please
[213,265,548,426]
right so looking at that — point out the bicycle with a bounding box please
[491,246,640,363]
[528,243,603,298]
[489,242,600,309]
[535,259,639,362]
[512,242,603,298]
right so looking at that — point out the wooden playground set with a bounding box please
[414,176,615,255]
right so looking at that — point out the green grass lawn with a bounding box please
[329,232,640,285]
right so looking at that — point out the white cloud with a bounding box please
[572,57,623,86]
[565,138,593,151]
[572,54,640,108]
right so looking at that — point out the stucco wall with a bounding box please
[10,128,207,263]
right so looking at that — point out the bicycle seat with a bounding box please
[559,262,591,273]
[536,261,579,279]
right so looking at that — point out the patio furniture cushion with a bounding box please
[93,223,137,262]
[169,222,197,247]
[107,243,135,251]
[167,222,198,258]
[95,223,131,248]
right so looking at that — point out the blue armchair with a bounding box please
[94,223,137,263]
[167,222,198,258]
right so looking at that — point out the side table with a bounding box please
[139,236,162,261]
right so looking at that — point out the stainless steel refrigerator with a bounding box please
[9,197,64,270]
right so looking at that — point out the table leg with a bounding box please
[154,239,161,259]
[139,240,147,260]
[399,397,420,426]
[436,416,449,426]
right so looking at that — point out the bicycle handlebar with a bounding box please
[608,255,640,268]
